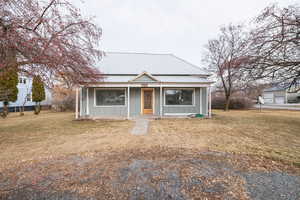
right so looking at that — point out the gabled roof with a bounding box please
[95,52,209,76]
[130,71,159,82]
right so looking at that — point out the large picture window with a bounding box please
[165,89,194,106]
[95,89,126,106]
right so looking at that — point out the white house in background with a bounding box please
[262,85,300,104]
[0,75,52,111]
[262,86,287,104]
[76,52,213,119]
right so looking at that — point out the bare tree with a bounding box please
[247,4,300,90]
[0,0,102,86]
[203,24,251,111]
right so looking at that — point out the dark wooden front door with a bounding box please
[143,89,153,114]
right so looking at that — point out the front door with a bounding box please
[142,89,153,114]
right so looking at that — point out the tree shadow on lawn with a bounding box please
[0,148,299,200]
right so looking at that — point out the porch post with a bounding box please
[86,87,89,116]
[75,87,79,119]
[199,88,202,114]
[209,86,212,118]
[127,86,130,119]
[79,87,83,117]
[160,85,163,117]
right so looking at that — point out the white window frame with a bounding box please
[94,88,127,107]
[164,88,195,107]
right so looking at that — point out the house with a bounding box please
[262,86,287,104]
[262,85,300,104]
[0,75,52,112]
[76,52,213,119]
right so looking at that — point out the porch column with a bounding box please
[160,85,163,117]
[80,87,83,117]
[206,87,209,117]
[209,86,212,118]
[199,88,202,114]
[86,88,89,116]
[75,87,79,119]
[127,86,130,119]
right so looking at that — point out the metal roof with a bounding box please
[263,86,287,92]
[95,52,209,75]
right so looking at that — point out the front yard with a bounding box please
[1,110,299,166]
[0,110,299,199]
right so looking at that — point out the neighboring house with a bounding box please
[263,85,300,104]
[0,75,52,111]
[262,86,287,104]
[76,52,213,119]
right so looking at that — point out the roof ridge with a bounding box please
[103,51,172,56]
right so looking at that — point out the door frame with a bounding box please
[141,88,155,115]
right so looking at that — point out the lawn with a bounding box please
[0,109,299,167]
[0,110,300,199]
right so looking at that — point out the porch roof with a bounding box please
[101,75,213,83]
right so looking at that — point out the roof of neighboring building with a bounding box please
[95,52,209,76]
[263,86,287,92]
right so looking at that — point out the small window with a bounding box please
[26,93,31,102]
[165,89,194,105]
[19,78,23,83]
[23,79,26,84]
[95,89,126,106]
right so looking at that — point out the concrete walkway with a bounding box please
[131,118,149,135]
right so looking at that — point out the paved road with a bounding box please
[254,104,300,111]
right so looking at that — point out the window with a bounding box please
[19,78,26,84]
[95,89,126,106]
[165,89,194,106]
[26,93,31,102]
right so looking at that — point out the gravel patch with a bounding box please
[0,150,299,200]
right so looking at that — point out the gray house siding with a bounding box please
[81,87,208,118]
[130,88,141,116]
[82,87,128,117]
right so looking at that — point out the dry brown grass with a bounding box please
[0,109,299,168]
[149,109,300,166]
[0,111,134,165]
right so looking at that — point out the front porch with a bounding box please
[75,84,212,119]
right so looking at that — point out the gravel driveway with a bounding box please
[0,149,299,200]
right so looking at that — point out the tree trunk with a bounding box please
[34,102,41,115]
[20,106,25,116]
[224,96,231,111]
[1,102,9,118]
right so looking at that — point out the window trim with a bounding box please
[164,88,195,107]
[94,88,127,107]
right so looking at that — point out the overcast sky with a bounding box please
[74,0,297,67]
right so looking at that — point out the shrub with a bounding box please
[0,68,18,118]
[51,87,75,112]
[32,75,46,115]
[212,96,254,110]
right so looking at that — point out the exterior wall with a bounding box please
[82,87,128,118]
[263,90,286,104]
[81,87,209,118]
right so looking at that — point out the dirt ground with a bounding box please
[0,110,299,199]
